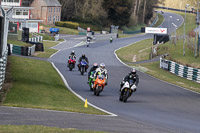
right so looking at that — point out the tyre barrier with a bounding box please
[8,44,36,56]
[0,49,8,90]
[160,57,200,83]
[29,36,43,43]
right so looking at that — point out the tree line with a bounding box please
[58,0,162,27]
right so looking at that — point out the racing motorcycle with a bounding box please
[79,60,88,75]
[68,58,76,71]
[93,74,106,96]
[119,79,137,102]
[88,71,95,91]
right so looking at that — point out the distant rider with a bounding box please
[68,50,76,66]
[94,63,108,85]
[78,54,89,71]
[120,68,139,92]
[88,63,98,82]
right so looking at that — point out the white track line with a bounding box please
[114,40,200,95]
[51,63,117,117]
[49,40,117,116]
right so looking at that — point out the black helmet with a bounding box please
[82,54,85,58]
[131,68,136,74]
[93,63,98,68]
[71,50,75,55]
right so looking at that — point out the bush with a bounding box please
[55,21,79,29]
[55,21,65,27]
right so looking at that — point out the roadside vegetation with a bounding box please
[116,10,200,92]
[34,41,58,58]
[0,125,108,133]
[2,27,107,115]
[40,24,79,35]
[153,13,164,27]
[3,56,106,115]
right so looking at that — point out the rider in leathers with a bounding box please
[88,63,98,81]
[94,63,108,85]
[68,50,76,66]
[120,68,139,92]
[78,54,89,71]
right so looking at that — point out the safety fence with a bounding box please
[160,57,200,83]
[154,6,196,14]
[0,49,8,90]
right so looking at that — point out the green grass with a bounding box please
[7,40,32,47]
[3,56,106,115]
[40,24,79,35]
[116,39,153,62]
[132,62,200,93]
[0,125,108,133]
[154,13,164,27]
[158,40,200,68]
[115,10,200,92]
[159,9,196,36]
[33,41,58,58]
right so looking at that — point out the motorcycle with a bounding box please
[93,74,106,96]
[68,58,76,71]
[119,79,136,102]
[88,71,95,91]
[79,60,88,75]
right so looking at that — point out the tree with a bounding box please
[103,0,132,26]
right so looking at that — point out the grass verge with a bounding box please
[154,13,164,27]
[33,41,59,58]
[116,9,200,92]
[2,56,106,115]
[40,24,79,35]
[116,39,153,62]
[0,125,108,133]
[132,62,200,92]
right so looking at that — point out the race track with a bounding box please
[1,12,200,133]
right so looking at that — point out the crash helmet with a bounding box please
[131,68,136,75]
[93,63,98,68]
[71,50,75,55]
[100,63,105,70]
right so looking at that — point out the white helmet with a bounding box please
[100,63,105,70]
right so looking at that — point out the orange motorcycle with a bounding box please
[93,74,106,96]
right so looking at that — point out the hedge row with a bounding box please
[55,21,79,29]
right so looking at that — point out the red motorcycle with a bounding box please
[68,58,76,71]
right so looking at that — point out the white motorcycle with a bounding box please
[119,79,137,102]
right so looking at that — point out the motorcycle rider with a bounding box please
[88,63,98,82]
[78,54,89,71]
[94,63,108,85]
[120,68,139,92]
[68,50,76,67]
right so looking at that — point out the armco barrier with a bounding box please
[160,57,200,83]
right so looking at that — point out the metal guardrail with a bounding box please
[154,6,196,14]
[160,57,200,83]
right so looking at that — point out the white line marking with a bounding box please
[51,62,117,117]
[114,40,200,95]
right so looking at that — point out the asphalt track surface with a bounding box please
[1,12,200,133]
